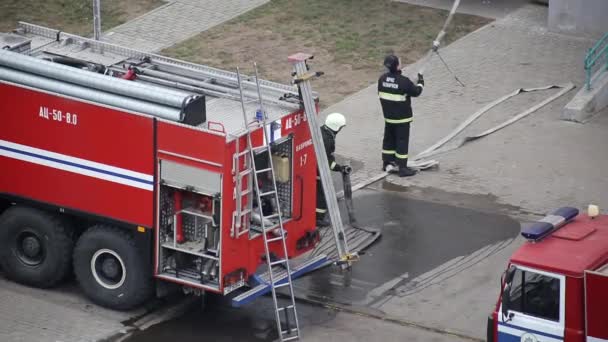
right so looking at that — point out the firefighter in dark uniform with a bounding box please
[378,55,424,177]
[316,113,351,226]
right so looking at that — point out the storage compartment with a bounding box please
[157,184,221,289]
[248,135,293,238]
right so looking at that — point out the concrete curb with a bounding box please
[562,69,608,123]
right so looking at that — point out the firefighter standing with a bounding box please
[378,55,424,177]
[316,113,351,227]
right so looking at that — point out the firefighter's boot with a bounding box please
[399,166,417,177]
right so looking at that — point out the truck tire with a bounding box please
[0,206,74,288]
[73,225,153,310]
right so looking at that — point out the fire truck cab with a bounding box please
[487,206,608,342]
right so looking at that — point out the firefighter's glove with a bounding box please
[417,73,425,87]
[341,165,352,175]
[432,40,440,52]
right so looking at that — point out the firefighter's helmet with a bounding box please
[384,54,400,72]
[325,113,346,132]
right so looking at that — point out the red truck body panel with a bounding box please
[510,215,608,277]
[0,83,155,226]
[1,80,319,294]
[585,270,608,342]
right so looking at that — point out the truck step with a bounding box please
[231,254,328,307]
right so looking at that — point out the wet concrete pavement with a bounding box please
[126,294,473,342]
[125,181,520,341]
[127,295,333,342]
[292,183,520,308]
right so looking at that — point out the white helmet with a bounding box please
[325,113,346,132]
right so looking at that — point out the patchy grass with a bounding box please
[163,0,491,108]
[0,0,165,36]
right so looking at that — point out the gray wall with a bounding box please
[548,0,608,39]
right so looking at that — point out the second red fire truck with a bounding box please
[487,206,608,342]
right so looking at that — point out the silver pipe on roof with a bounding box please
[150,59,299,96]
[142,68,266,101]
[0,66,183,121]
[16,22,312,99]
[0,49,196,109]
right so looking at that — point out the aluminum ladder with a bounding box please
[231,131,253,238]
[288,53,354,267]
[236,64,300,342]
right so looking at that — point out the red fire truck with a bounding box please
[0,23,328,315]
[487,206,608,342]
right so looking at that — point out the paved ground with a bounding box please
[327,3,605,217]
[0,275,145,342]
[322,3,606,340]
[394,0,532,19]
[120,183,521,342]
[126,295,472,342]
[103,0,269,52]
[291,187,519,307]
[0,241,479,342]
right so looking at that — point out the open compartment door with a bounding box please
[585,265,608,342]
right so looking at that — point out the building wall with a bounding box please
[548,0,608,39]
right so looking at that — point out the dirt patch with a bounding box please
[163,0,491,108]
[0,0,165,36]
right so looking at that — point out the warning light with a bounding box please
[521,207,579,241]
[588,204,599,219]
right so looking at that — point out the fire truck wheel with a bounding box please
[73,225,153,310]
[0,206,74,288]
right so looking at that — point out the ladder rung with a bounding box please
[255,167,272,174]
[277,305,295,312]
[265,225,281,233]
[274,282,291,289]
[263,213,279,220]
[236,149,250,157]
[239,169,252,178]
[270,259,287,267]
[281,334,299,341]
[252,145,268,153]
[267,236,284,243]
[260,190,276,197]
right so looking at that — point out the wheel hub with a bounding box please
[91,249,126,289]
[101,258,119,279]
[15,231,44,266]
[22,236,41,258]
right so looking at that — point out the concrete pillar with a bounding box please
[548,0,608,39]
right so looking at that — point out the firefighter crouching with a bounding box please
[316,113,351,227]
[378,55,424,177]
